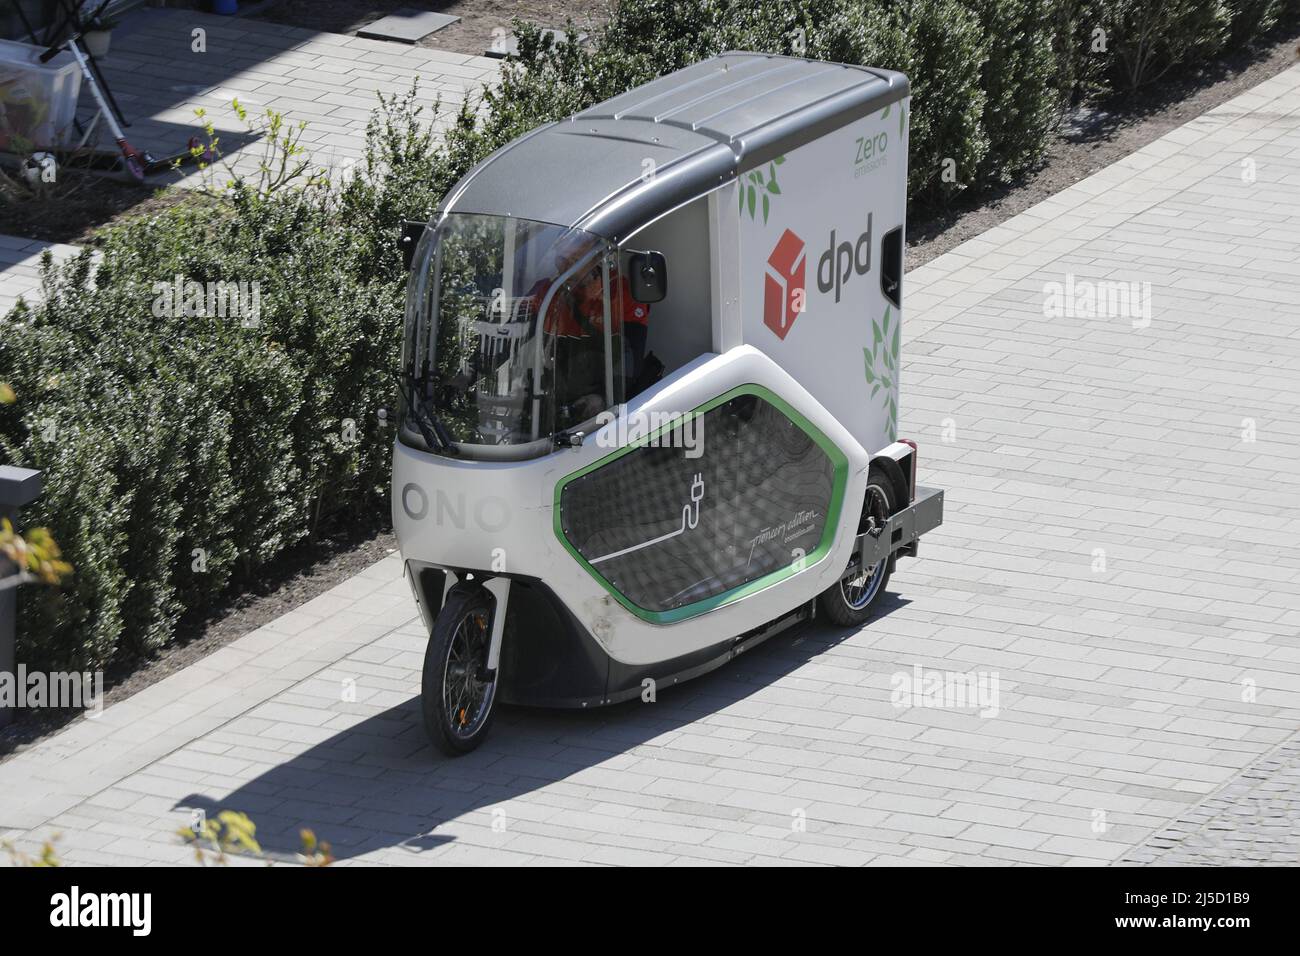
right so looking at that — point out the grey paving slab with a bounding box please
[357,10,459,43]
[0,239,84,315]
[4,59,1300,868]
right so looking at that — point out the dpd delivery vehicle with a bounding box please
[394,52,944,755]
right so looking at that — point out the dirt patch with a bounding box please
[0,168,194,245]
[249,0,610,58]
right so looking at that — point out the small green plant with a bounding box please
[179,810,333,866]
[189,102,328,198]
[181,810,263,865]
[0,382,72,591]
[2,834,62,867]
[0,518,73,589]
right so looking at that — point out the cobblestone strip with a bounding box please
[1119,733,1300,865]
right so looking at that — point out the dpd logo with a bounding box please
[763,228,806,340]
[817,213,873,303]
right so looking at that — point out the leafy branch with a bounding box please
[179,810,333,867]
[2,835,61,867]
[0,384,73,591]
[189,101,328,200]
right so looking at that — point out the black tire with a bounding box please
[421,586,499,756]
[818,466,897,627]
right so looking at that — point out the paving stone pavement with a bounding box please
[86,8,500,181]
[0,236,82,315]
[2,63,1299,867]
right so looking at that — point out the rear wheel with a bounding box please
[818,467,897,626]
[421,587,499,756]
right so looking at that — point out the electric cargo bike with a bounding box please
[394,53,944,755]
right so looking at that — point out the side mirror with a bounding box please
[400,220,427,271]
[627,250,667,303]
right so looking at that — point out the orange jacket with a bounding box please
[532,274,650,337]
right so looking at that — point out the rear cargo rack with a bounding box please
[851,485,944,569]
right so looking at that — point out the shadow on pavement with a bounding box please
[176,593,911,862]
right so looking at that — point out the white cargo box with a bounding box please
[0,37,82,152]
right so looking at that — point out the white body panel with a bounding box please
[737,98,909,452]
[394,345,872,666]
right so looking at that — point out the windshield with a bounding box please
[402,213,626,457]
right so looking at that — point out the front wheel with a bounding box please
[818,467,897,627]
[421,587,499,756]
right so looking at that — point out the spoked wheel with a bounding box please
[818,467,897,627]
[421,587,499,756]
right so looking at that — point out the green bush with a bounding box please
[444,0,1289,199]
[1225,0,1284,46]
[810,0,989,199]
[0,92,450,671]
[1048,0,1118,105]
[1098,0,1232,90]
[897,0,991,198]
[970,0,1059,181]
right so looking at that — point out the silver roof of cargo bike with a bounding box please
[439,52,908,242]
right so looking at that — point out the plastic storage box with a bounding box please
[0,37,82,152]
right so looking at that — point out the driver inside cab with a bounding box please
[529,243,651,426]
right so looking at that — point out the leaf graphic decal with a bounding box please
[899,104,905,138]
[741,155,785,221]
[865,305,901,440]
[882,104,891,119]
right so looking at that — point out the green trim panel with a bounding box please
[553,383,848,625]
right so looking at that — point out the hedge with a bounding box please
[0,93,453,670]
[2,0,1294,672]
